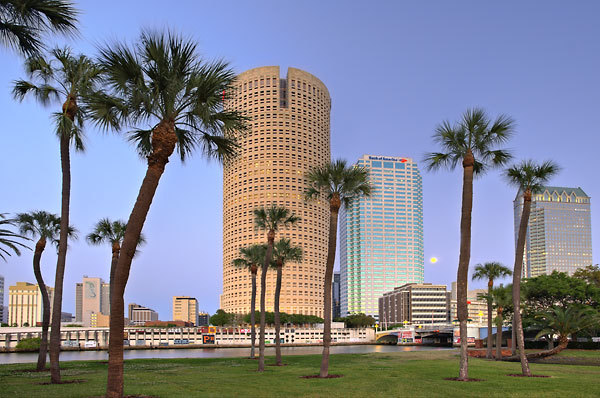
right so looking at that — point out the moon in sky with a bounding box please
[429,257,438,264]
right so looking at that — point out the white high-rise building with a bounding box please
[340,155,424,319]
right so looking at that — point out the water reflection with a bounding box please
[0,345,453,365]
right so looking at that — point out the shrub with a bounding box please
[16,337,41,351]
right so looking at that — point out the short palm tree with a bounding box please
[0,213,29,261]
[472,262,512,359]
[528,306,600,359]
[0,0,78,56]
[424,108,514,380]
[272,238,303,366]
[232,244,266,359]
[86,218,146,314]
[13,47,102,384]
[15,211,76,370]
[488,284,512,360]
[254,205,298,372]
[87,30,246,397]
[306,159,371,377]
[505,159,559,376]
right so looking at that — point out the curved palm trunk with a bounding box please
[50,109,73,383]
[250,269,257,359]
[106,121,176,398]
[513,190,531,376]
[109,242,120,326]
[274,263,283,365]
[258,231,275,372]
[32,238,49,371]
[495,308,503,360]
[457,151,474,380]
[486,280,493,359]
[320,196,340,378]
[526,336,568,359]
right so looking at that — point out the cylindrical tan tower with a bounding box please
[222,66,331,317]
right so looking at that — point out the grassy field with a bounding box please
[0,350,599,397]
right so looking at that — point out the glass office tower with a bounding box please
[340,155,424,319]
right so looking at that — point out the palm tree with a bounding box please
[87,30,246,398]
[253,205,299,372]
[527,306,600,359]
[505,159,559,376]
[0,0,78,56]
[0,213,29,261]
[306,159,371,377]
[14,211,76,370]
[86,218,146,318]
[472,262,512,359]
[487,284,512,360]
[424,108,514,380]
[232,244,266,359]
[272,238,303,366]
[13,48,102,383]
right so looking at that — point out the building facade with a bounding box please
[8,282,54,327]
[75,276,110,327]
[129,303,159,326]
[0,275,4,324]
[222,66,331,316]
[379,283,448,327]
[172,296,198,325]
[514,186,593,277]
[332,272,341,319]
[341,155,424,318]
[449,282,495,325]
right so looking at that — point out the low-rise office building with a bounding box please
[379,283,449,327]
[129,303,159,326]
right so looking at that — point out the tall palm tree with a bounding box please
[424,108,514,380]
[505,159,559,376]
[86,218,146,313]
[528,306,600,359]
[472,262,512,359]
[232,244,266,359]
[253,205,299,372]
[87,30,246,398]
[0,213,29,261]
[306,159,371,378]
[0,0,78,56]
[13,48,102,383]
[14,211,76,370]
[272,238,303,366]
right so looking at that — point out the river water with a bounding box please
[0,345,453,365]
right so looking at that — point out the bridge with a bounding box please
[376,325,455,346]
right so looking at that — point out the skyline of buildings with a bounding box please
[514,186,593,277]
[8,282,54,327]
[221,66,331,317]
[340,155,424,319]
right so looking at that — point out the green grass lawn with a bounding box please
[0,350,599,398]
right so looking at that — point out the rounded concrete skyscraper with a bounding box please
[222,66,331,316]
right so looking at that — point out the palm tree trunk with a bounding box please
[526,336,568,359]
[320,197,340,378]
[495,309,503,360]
[109,242,120,326]
[258,231,274,372]
[274,263,283,366]
[511,322,516,355]
[250,271,257,359]
[457,151,474,380]
[106,120,177,398]
[49,129,71,383]
[32,238,49,371]
[486,280,493,359]
[513,190,531,376]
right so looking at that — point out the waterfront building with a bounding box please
[340,155,424,318]
[514,186,593,277]
[173,296,198,325]
[8,282,54,327]
[378,283,448,327]
[222,66,331,316]
[129,303,159,326]
[332,272,341,319]
[198,311,210,326]
[0,275,4,324]
[449,282,495,325]
[75,276,110,327]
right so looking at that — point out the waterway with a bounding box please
[0,345,453,365]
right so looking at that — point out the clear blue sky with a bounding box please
[1,0,598,320]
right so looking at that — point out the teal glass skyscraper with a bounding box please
[340,155,424,318]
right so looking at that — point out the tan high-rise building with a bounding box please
[222,66,331,316]
[172,296,198,325]
[76,276,110,326]
[8,282,54,327]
